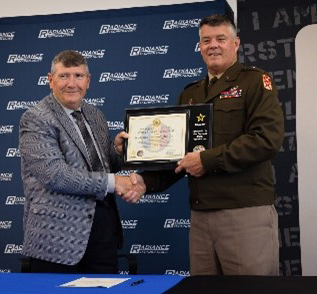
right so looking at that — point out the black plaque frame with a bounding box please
[123,104,213,170]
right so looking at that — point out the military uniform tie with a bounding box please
[71,110,103,172]
[209,76,218,86]
[207,76,218,96]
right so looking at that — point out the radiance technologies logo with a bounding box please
[38,76,49,85]
[99,24,137,34]
[0,125,13,134]
[99,72,138,82]
[0,173,13,182]
[0,32,15,40]
[0,78,14,87]
[38,28,75,38]
[4,244,23,254]
[84,97,105,107]
[77,49,105,59]
[6,148,20,157]
[7,53,43,63]
[130,94,169,105]
[6,196,25,205]
[138,193,170,204]
[165,270,190,276]
[163,18,200,29]
[107,121,124,131]
[130,244,170,254]
[121,220,138,229]
[0,221,12,230]
[130,45,169,56]
[7,100,39,110]
[163,67,203,78]
[195,42,201,52]
[164,218,190,228]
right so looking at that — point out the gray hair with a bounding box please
[50,50,89,75]
[199,14,237,39]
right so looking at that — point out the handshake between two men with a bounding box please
[114,173,146,204]
[112,130,208,204]
[112,131,146,204]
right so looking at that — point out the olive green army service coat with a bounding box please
[142,61,284,210]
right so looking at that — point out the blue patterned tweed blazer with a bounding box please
[19,94,122,265]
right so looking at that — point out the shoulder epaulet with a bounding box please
[242,65,265,73]
[183,79,203,90]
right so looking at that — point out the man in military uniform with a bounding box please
[125,14,284,276]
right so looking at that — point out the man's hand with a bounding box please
[114,131,129,155]
[121,173,146,203]
[114,175,133,196]
[114,173,146,203]
[175,152,206,177]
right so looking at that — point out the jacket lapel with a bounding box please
[81,103,109,170]
[185,79,207,104]
[45,94,91,166]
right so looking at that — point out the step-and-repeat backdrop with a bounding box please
[0,0,316,276]
[0,0,231,275]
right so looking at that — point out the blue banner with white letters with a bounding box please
[1,0,314,276]
[0,0,231,274]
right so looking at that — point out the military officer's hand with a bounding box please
[175,152,206,177]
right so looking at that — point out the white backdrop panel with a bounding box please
[296,24,317,276]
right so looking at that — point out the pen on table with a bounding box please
[130,279,144,286]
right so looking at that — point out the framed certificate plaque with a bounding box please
[122,104,213,170]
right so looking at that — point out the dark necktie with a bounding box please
[207,76,218,96]
[71,110,103,171]
[209,76,218,86]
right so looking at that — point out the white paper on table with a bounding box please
[59,277,131,288]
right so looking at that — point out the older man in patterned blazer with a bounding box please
[19,50,145,273]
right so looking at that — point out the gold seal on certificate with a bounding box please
[123,104,213,170]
